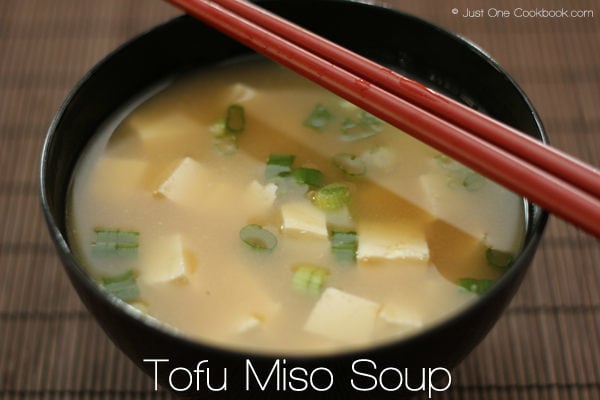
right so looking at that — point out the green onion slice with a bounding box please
[92,228,139,258]
[332,153,366,176]
[447,172,486,192]
[462,172,485,191]
[240,224,278,251]
[303,103,333,131]
[340,117,376,141]
[265,153,295,179]
[458,278,495,295]
[225,104,245,133]
[94,228,138,244]
[101,270,140,302]
[359,110,383,129]
[313,183,351,210]
[292,167,323,188]
[292,264,330,296]
[331,230,358,263]
[340,111,383,141]
[434,154,464,172]
[213,134,238,155]
[209,118,226,135]
[270,175,308,198]
[486,248,514,270]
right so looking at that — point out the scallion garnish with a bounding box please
[91,228,139,258]
[448,172,486,191]
[240,224,278,251]
[265,153,295,179]
[213,134,238,155]
[332,153,366,176]
[292,167,323,188]
[331,230,358,263]
[270,175,308,198]
[94,229,137,244]
[359,110,383,128]
[101,270,140,302]
[462,172,485,192]
[339,99,358,110]
[225,104,245,133]
[312,183,351,210]
[486,248,514,270]
[458,278,495,295]
[209,118,226,135]
[292,264,330,296]
[303,103,333,131]
[434,154,464,172]
[435,154,486,192]
[340,110,383,141]
[211,105,245,155]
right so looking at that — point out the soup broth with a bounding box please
[67,59,524,354]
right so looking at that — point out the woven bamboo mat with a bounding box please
[0,0,598,399]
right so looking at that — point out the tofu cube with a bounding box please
[235,315,262,334]
[155,157,209,207]
[419,171,523,252]
[156,157,248,219]
[141,235,194,284]
[281,201,328,237]
[225,83,256,103]
[133,113,198,146]
[304,288,380,344]
[108,112,201,157]
[108,110,208,157]
[90,157,147,202]
[379,303,423,330]
[356,222,429,262]
[325,206,354,230]
[233,302,281,334]
[361,146,397,170]
[245,180,278,215]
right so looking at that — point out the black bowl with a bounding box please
[40,1,548,398]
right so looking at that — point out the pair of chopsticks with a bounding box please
[165,0,600,237]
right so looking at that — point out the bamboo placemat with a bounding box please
[0,0,598,399]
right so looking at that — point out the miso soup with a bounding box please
[67,59,524,354]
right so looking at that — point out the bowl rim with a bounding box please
[40,0,549,360]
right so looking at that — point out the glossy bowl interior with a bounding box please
[41,1,547,398]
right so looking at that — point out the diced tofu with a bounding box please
[141,235,194,284]
[356,222,429,262]
[155,157,208,203]
[325,206,354,230]
[361,146,397,170]
[225,83,256,103]
[155,157,217,209]
[281,201,328,237]
[107,106,203,157]
[419,172,523,252]
[136,113,195,140]
[233,302,281,335]
[235,315,261,334]
[90,157,148,202]
[245,180,277,215]
[379,304,423,330]
[304,288,380,344]
[119,113,199,155]
[155,157,258,220]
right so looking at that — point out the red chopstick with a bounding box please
[165,0,600,237]
[213,0,600,199]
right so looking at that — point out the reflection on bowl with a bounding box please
[41,1,547,398]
